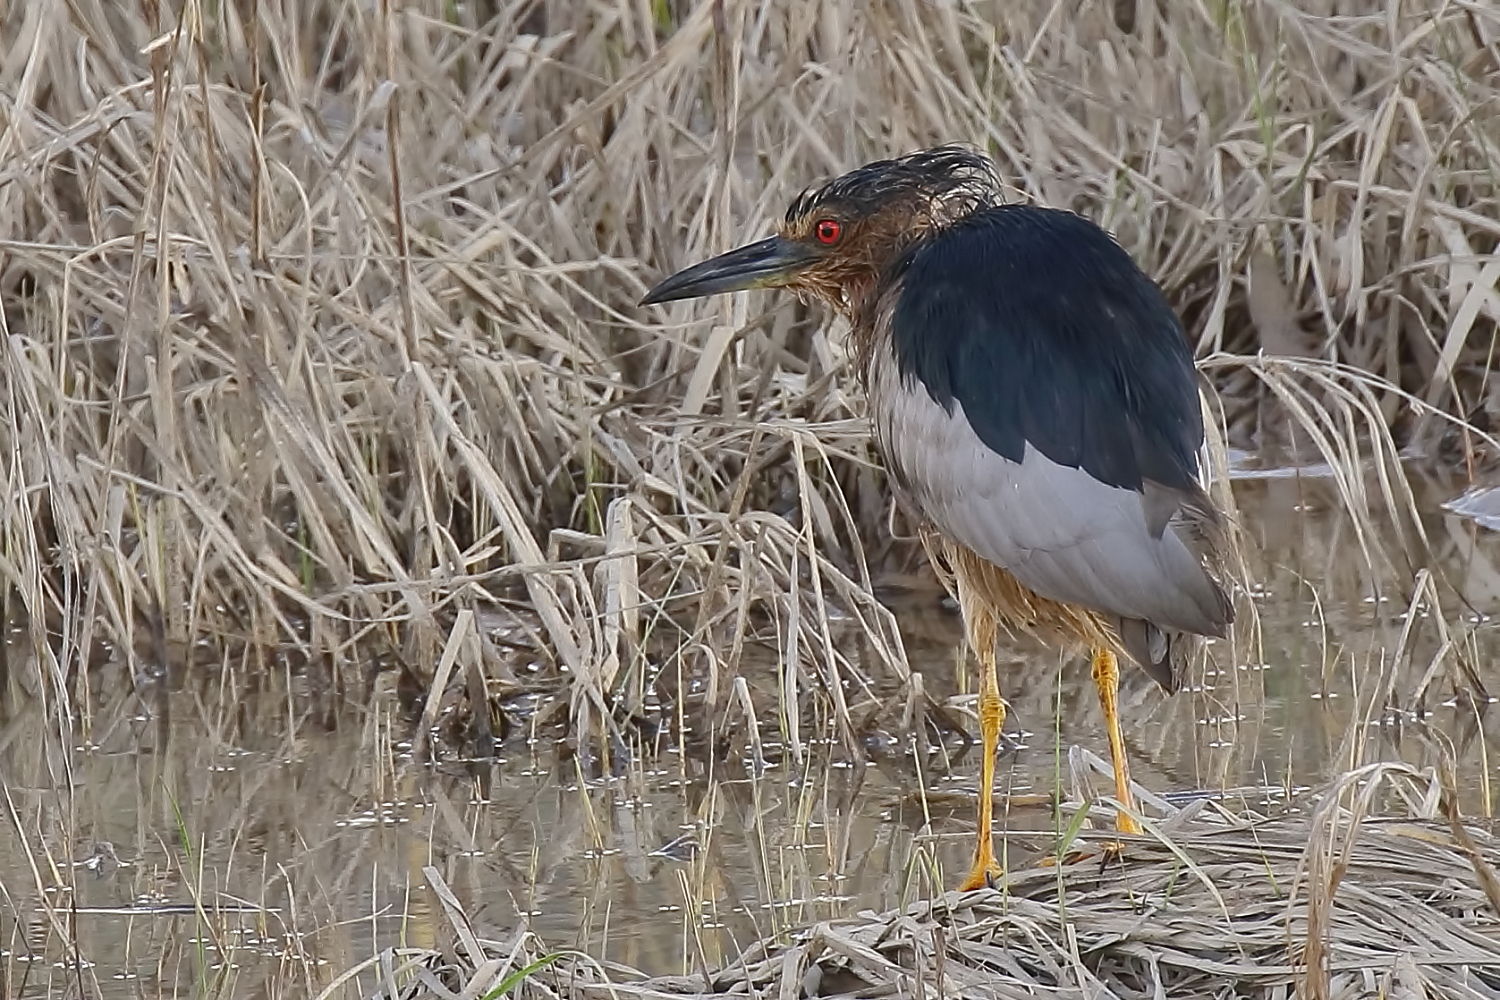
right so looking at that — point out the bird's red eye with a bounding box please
[814,219,842,245]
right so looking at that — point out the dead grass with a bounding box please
[0,0,1497,736]
[2,1,1500,991]
[361,764,1500,1000]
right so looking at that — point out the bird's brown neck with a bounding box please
[800,208,963,386]
[841,228,931,388]
[846,278,898,390]
[793,274,886,385]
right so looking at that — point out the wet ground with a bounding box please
[5,461,1500,998]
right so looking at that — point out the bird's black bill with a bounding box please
[639,236,818,306]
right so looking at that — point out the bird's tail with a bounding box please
[1116,618,1207,695]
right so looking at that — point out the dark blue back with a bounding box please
[887,204,1203,494]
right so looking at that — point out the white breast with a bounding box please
[866,346,1227,637]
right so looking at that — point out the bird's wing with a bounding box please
[870,204,1231,636]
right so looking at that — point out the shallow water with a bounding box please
[4,466,1500,998]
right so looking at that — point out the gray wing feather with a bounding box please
[871,357,1229,638]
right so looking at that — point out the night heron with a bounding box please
[641,145,1234,891]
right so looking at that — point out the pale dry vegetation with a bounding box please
[2,0,1496,741]
[380,764,1500,1000]
[4,1,1500,997]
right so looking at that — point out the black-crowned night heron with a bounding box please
[641,145,1233,891]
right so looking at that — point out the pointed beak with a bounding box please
[639,236,820,306]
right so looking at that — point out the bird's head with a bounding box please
[640,145,1002,314]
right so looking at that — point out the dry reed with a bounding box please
[3,2,1500,992]
[0,0,1496,734]
[362,764,1500,1000]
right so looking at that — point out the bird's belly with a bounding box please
[937,535,1120,655]
[864,344,1225,638]
[865,352,1109,647]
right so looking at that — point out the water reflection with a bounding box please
[3,466,1500,997]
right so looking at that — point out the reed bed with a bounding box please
[3,2,1500,993]
[0,0,1496,735]
[369,763,1500,1000]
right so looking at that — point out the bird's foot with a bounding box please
[1058,839,1129,867]
[1042,815,1141,868]
[1036,841,1123,869]
[956,841,1004,891]
[956,858,1004,892]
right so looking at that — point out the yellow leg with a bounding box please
[957,641,1005,891]
[1090,648,1142,835]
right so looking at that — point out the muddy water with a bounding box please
[4,465,1500,998]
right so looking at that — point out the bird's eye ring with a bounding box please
[814,219,842,245]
